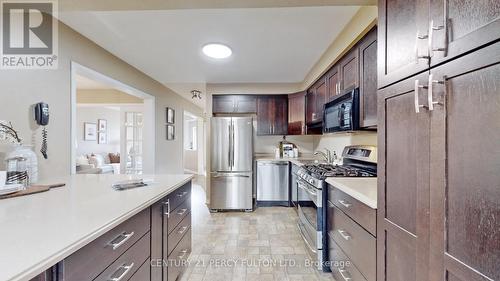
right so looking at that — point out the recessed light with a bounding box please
[202,43,232,59]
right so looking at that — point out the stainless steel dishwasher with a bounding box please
[256,160,290,206]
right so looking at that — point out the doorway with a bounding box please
[70,62,155,175]
[183,111,205,176]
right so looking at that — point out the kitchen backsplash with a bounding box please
[313,132,377,155]
[254,135,315,155]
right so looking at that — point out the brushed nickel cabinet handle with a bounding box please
[107,232,135,250]
[338,199,351,208]
[427,74,445,111]
[338,268,352,281]
[337,229,351,241]
[177,208,188,215]
[428,20,446,57]
[108,263,134,281]
[163,200,170,217]
[177,191,188,198]
[415,31,430,63]
[414,80,428,113]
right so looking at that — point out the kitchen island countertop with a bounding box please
[0,174,193,281]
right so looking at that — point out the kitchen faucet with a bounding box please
[314,148,337,164]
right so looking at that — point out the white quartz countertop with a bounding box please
[325,177,377,209]
[254,154,323,166]
[0,174,193,281]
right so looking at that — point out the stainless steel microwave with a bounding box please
[323,88,360,133]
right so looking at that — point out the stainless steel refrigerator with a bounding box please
[210,117,253,211]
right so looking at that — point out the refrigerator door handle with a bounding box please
[231,121,235,168]
[227,121,232,169]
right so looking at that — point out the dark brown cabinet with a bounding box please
[287,91,306,135]
[378,23,500,281]
[326,64,341,100]
[212,95,257,114]
[256,95,288,135]
[305,77,327,134]
[339,47,359,91]
[378,0,430,88]
[359,27,378,128]
[378,0,500,88]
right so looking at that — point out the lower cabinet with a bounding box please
[328,185,376,281]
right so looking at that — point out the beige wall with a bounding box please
[0,21,202,180]
[77,89,144,104]
[313,132,377,155]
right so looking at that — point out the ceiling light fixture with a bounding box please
[191,90,202,99]
[202,43,232,59]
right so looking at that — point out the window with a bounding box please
[125,112,143,174]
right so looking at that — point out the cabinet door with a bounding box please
[339,47,359,92]
[256,97,272,135]
[234,95,257,113]
[273,96,288,135]
[212,95,235,113]
[428,43,500,281]
[429,0,500,67]
[288,92,306,135]
[359,27,378,128]
[378,0,430,88]
[326,64,341,100]
[151,201,164,281]
[314,77,327,123]
[377,72,431,281]
[305,89,317,124]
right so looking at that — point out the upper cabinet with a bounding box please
[288,91,306,135]
[212,95,257,114]
[305,77,327,134]
[339,47,359,92]
[256,95,288,136]
[378,0,500,88]
[326,64,341,100]
[359,27,378,128]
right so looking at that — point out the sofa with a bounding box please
[76,153,120,174]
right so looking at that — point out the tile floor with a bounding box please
[179,181,335,281]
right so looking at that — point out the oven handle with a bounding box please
[297,179,318,197]
[297,222,317,254]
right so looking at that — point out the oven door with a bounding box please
[297,178,321,207]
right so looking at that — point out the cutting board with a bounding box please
[0,183,65,199]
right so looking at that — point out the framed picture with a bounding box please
[98,119,107,132]
[166,107,175,124]
[98,132,107,144]
[166,125,175,140]
[84,123,97,141]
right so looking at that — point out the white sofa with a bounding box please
[76,153,120,174]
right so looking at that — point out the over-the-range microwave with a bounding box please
[323,88,360,133]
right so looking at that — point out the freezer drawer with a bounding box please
[256,161,290,204]
[210,172,253,210]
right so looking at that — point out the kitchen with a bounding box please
[0,1,498,281]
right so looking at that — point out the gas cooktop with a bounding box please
[302,163,376,179]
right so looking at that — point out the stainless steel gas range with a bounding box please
[295,145,377,271]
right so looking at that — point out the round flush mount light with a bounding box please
[202,43,232,59]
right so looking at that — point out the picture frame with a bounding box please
[166,107,175,124]
[98,119,107,132]
[166,125,175,140]
[98,132,107,144]
[84,122,97,141]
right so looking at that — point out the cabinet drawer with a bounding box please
[168,214,191,256]
[328,185,376,236]
[63,208,150,281]
[167,231,192,281]
[328,202,375,281]
[167,182,191,214]
[94,232,150,281]
[167,198,191,234]
[128,258,150,281]
[328,235,367,281]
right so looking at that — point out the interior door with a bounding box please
[378,0,430,88]
[429,0,500,67]
[231,117,253,172]
[428,43,500,281]
[377,72,431,281]
[211,117,231,172]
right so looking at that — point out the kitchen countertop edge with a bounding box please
[325,177,377,209]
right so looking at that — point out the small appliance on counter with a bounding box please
[275,136,298,158]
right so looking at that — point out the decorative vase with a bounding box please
[6,145,38,185]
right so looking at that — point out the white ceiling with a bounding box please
[61,6,360,108]
[75,74,113,89]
